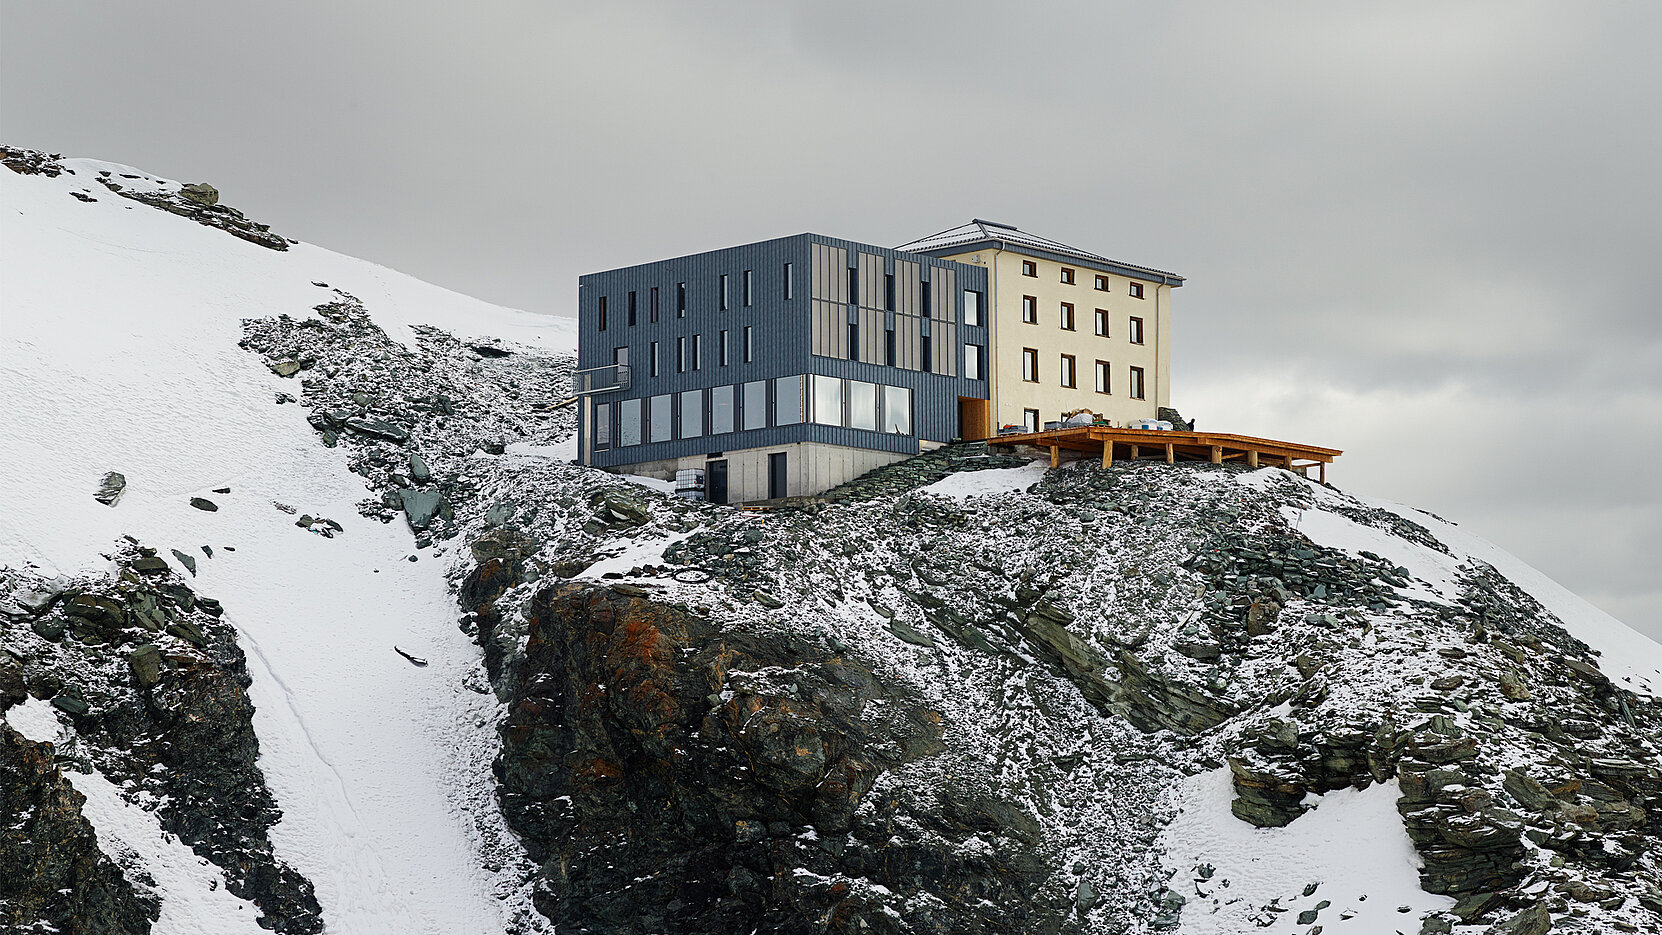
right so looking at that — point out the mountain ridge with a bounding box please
[3,146,1659,935]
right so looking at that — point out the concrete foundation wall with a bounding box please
[609,441,910,502]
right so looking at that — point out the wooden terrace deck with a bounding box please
[988,425,1342,482]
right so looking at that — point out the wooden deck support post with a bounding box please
[1319,462,1326,484]
[1101,441,1113,468]
[1130,444,1140,460]
[1210,445,1223,465]
[1049,445,1060,468]
[1165,442,1174,464]
[1247,450,1259,468]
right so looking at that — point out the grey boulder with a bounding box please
[94,471,127,506]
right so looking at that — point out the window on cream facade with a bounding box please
[1129,316,1144,345]
[1060,353,1077,388]
[1094,274,1109,291]
[1129,281,1145,299]
[1022,347,1039,382]
[1129,366,1146,399]
[1094,308,1109,337]
[1095,360,1110,394]
[1060,267,1075,284]
[1022,295,1037,323]
[1022,260,1037,277]
[1060,302,1075,331]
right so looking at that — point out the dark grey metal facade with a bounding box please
[577,233,989,468]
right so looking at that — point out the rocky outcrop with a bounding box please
[0,723,157,935]
[1,145,67,177]
[496,583,1067,934]
[1,551,322,933]
[96,174,289,251]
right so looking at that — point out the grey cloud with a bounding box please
[4,0,1658,639]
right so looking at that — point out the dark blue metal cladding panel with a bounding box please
[578,233,988,466]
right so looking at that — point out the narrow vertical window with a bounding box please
[1094,308,1109,337]
[1094,275,1110,291]
[680,389,703,438]
[649,341,660,377]
[1022,260,1037,277]
[1129,366,1146,399]
[677,281,687,317]
[963,291,980,327]
[775,375,805,426]
[613,346,629,368]
[783,262,793,300]
[848,323,859,361]
[627,291,637,326]
[882,385,912,434]
[598,296,608,332]
[620,398,642,446]
[692,334,702,371]
[1060,354,1077,388]
[848,381,878,431]
[812,375,844,427]
[1129,316,1145,345]
[743,325,754,363]
[743,380,767,430]
[848,266,859,303]
[719,273,729,311]
[1022,347,1039,382]
[719,329,729,366]
[1060,302,1075,331]
[964,344,982,380]
[677,336,686,373]
[1022,295,1037,324]
[649,394,672,442]
[1060,267,1075,284]
[649,286,659,323]
[594,402,611,449]
[921,334,932,373]
[885,328,896,367]
[1129,282,1145,299]
[884,273,895,311]
[710,385,734,434]
[1095,360,1110,394]
[743,269,753,306]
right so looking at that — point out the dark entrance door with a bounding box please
[768,452,787,500]
[706,459,728,505]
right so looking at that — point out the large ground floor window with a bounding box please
[598,374,925,449]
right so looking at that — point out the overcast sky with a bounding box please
[5,1,1658,641]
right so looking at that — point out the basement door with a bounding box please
[768,452,787,500]
[706,459,728,505]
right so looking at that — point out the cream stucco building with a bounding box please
[899,220,1182,437]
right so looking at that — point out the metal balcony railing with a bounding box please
[570,363,631,395]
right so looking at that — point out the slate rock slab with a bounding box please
[94,471,127,506]
[397,489,443,530]
[345,417,410,443]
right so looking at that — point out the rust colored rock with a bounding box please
[495,582,1043,935]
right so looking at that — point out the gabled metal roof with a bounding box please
[897,219,1184,285]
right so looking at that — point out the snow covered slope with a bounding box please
[1243,470,1662,698]
[2,153,573,933]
